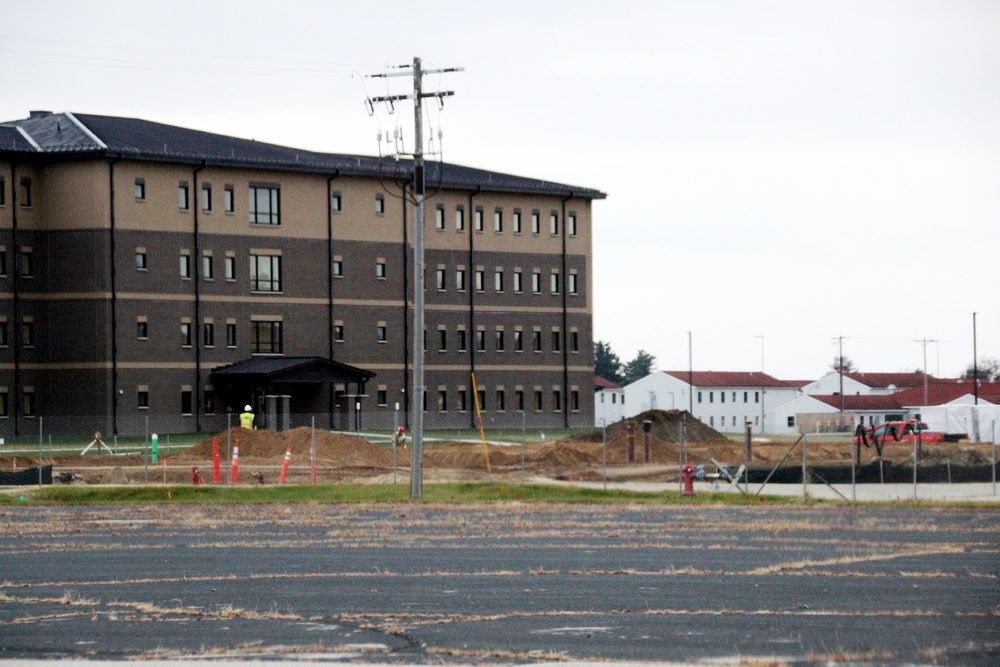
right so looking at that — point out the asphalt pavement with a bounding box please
[1,502,998,665]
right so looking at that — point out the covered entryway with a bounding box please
[210,357,375,430]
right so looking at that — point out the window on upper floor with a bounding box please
[550,212,559,235]
[226,322,237,347]
[20,249,33,278]
[494,209,503,232]
[436,268,446,291]
[202,255,213,280]
[455,206,465,231]
[224,185,235,213]
[136,321,148,340]
[201,184,212,212]
[178,182,189,210]
[513,271,523,293]
[135,250,147,271]
[457,329,467,352]
[134,179,145,201]
[435,205,445,230]
[225,256,236,281]
[20,178,32,208]
[180,321,192,347]
[513,210,522,233]
[494,270,504,292]
[375,195,385,215]
[513,330,523,352]
[331,192,342,212]
[531,211,540,234]
[456,268,466,291]
[376,260,386,279]
[250,254,281,292]
[203,322,215,348]
[180,253,191,279]
[249,186,280,225]
[252,320,282,354]
[475,270,485,292]
[532,271,541,294]
[550,272,560,295]
[568,273,578,295]
[376,325,387,343]
[568,213,577,236]
[474,207,484,232]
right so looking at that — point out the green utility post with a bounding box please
[151,433,159,464]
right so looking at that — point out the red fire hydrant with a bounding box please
[192,466,200,485]
[681,462,696,496]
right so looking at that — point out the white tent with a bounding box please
[921,404,1000,443]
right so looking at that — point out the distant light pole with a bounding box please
[973,312,979,405]
[687,331,693,415]
[916,338,938,407]
[754,335,764,433]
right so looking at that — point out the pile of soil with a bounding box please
[178,427,392,468]
[602,410,727,443]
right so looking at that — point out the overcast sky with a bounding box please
[4,0,998,381]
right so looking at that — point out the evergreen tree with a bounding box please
[622,349,657,385]
[594,340,624,384]
[962,357,1000,382]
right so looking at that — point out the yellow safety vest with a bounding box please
[240,412,255,429]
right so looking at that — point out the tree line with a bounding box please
[594,341,657,386]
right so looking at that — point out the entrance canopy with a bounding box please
[210,357,375,410]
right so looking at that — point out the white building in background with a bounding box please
[803,372,934,396]
[594,377,625,426]
[623,371,800,434]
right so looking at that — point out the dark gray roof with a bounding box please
[211,356,375,384]
[1,111,605,199]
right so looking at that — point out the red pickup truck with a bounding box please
[853,420,944,450]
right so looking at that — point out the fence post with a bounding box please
[992,420,996,497]
[226,413,232,486]
[310,416,317,485]
[38,416,43,487]
[851,437,856,503]
[802,431,808,501]
[912,433,918,501]
[601,418,607,492]
[521,410,527,486]
[679,420,686,494]
[393,403,399,486]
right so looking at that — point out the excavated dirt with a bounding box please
[21,410,999,486]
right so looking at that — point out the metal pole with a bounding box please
[38,416,43,487]
[226,413,232,486]
[973,312,979,405]
[802,431,808,500]
[393,403,399,485]
[992,420,996,497]
[410,56,426,500]
[687,331,693,415]
[601,418,607,492]
[522,410,527,486]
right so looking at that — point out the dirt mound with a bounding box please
[596,410,725,443]
[179,428,392,467]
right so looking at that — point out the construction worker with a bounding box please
[240,404,256,430]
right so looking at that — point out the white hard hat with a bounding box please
[244,404,252,411]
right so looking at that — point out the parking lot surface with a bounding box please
[1,502,998,665]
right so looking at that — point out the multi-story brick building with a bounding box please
[0,111,603,434]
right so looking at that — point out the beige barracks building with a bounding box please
[0,111,603,434]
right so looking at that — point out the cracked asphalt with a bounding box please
[1,502,998,665]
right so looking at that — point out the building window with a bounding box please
[721,392,726,404]
[376,260,386,279]
[474,207,484,232]
[494,270,504,292]
[457,329,467,352]
[513,271,523,293]
[438,329,447,352]
[203,322,215,348]
[495,329,505,352]
[204,390,215,414]
[201,184,212,212]
[534,390,543,411]
[180,253,191,279]
[437,390,447,412]
[136,321,148,339]
[531,211,540,234]
[744,391,749,403]
[571,390,580,412]
[552,390,562,411]
[377,325,387,343]
[333,259,343,277]
[21,319,34,347]
[137,391,149,409]
[0,321,7,347]
[494,209,503,232]
[250,254,281,292]
[252,320,283,354]
[0,178,5,206]
[496,390,505,411]
[513,210,522,233]
[475,269,485,292]
[202,255,213,280]
[550,212,559,235]
[178,183,189,210]
[331,192,342,212]
[135,251,147,270]
[477,389,486,411]
[698,391,702,403]
[225,256,236,281]
[570,331,579,352]
[20,250,33,278]
[568,213,577,236]
[787,416,796,427]
[181,390,193,416]
[375,195,385,215]
[179,321,192,347]
[436,268,446,291]
[513,330,523,352]
[709,392,714,403]
[224,186,234,213]
[515,389,525,410]
[249,186,280,225]
[435,206,445,230]
[532,330,542,352]
[20,178,32,208]
[134,179,145,200]
[0,250,6,276]
[22,390,35,417]
[568,273,578,295]
[457,389,467,412]
[456,268,466,291]
[226,322,237,347]
[455,207,465,231]
[532,271,541,294]
[550,272,560,295]
[334,324,344,342]
[551,330,561,352]
[476,329,486,352]
[377,389,387,406]
[755,391,760,403]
